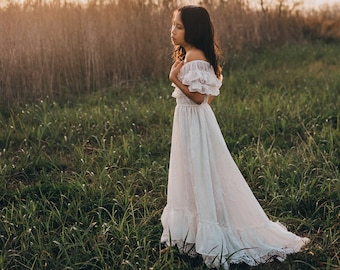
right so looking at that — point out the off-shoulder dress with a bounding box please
[160,60,309,269]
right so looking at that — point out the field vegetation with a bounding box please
[1,41,339,269]
[0,0,339,269]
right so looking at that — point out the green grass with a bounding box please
[0,42,339,269]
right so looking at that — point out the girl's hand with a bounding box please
[169,60,205,104]
[169,61,184,82]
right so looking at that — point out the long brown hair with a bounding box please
[172,6,222,79]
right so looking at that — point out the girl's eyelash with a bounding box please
[172,22,182,28]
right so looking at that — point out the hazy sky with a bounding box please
[294,0,339,8]
[182,0,340,10]
[249,0,340,9]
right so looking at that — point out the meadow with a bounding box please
[0,41,339,269]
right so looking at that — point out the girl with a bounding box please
[160,5,310,270]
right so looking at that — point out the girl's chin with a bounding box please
[171,38,179,45]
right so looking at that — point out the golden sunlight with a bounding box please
[248,0,340,10]
[297,0,340,9]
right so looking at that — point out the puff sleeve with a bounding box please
[178,61,222,96]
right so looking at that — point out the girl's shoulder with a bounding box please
[184,48,207,64]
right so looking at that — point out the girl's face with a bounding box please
[171,12,187,47]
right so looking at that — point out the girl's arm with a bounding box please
[169,61,205,104]
[170,76,205,104]
[208,95,215,104]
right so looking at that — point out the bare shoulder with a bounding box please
[185,48,207,63]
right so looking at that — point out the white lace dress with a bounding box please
[160,60,310,269]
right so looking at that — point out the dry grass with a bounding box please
[303,4,340,41]
[212,0,305,54]
[0,0,339,103]
[0,0,174,103]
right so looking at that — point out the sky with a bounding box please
[182,0,340,9]
[303,0,340,8]
[248,0,340,9]
[289,0,339,8]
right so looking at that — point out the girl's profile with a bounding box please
[160,5,309,270]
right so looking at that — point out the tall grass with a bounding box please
[0,42,339,269]
[2,0,339,103]
[0,0,174,102]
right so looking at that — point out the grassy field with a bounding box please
[0,42,339,269]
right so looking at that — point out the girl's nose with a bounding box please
[171,25,175,34]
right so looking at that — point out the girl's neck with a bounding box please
[183,44,195,52]
[184,46,207,63]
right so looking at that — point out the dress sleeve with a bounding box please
[179,63,222,96]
